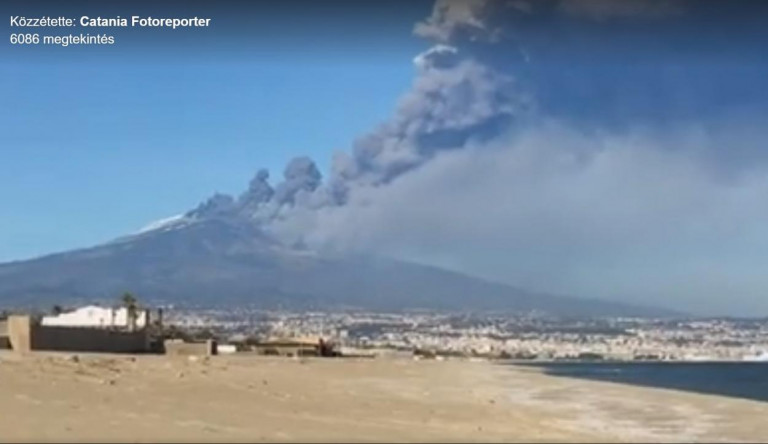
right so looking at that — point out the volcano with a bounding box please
[0,202,672,317]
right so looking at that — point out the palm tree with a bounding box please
[120,292,139,332]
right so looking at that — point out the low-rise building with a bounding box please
[253,337,335,357]
[6,315,151,354]
[41,305,149,329]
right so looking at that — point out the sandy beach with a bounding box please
[1,351,766,443]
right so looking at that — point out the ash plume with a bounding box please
[171,0,768,313]
[215,0,535,222]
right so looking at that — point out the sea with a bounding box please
[514,361,768,403]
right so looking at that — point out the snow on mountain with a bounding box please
[136,214,188,234]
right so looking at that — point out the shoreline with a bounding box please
[500,357,768,364]
[501,359,768,405]
[1,351,767,442]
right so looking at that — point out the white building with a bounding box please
[217,344,237,354]
[744,351,768,362]
[41,305,149,329]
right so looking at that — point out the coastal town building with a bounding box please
[41,305,150,329]
[253,337,335,357]
[5,315,151,354]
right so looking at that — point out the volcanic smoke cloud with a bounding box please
[182,0,768,314]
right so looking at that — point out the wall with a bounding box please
[7,315,149,354]
[0,319,9,349]
[31,325,149,353]
[254,344,319,357]
[164,339,217,357]
[8,316,32,353]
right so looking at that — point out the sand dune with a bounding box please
[0,352,766,442]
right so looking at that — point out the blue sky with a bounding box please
[0,1,431,261]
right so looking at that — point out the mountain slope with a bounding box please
[0,217,671,316]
